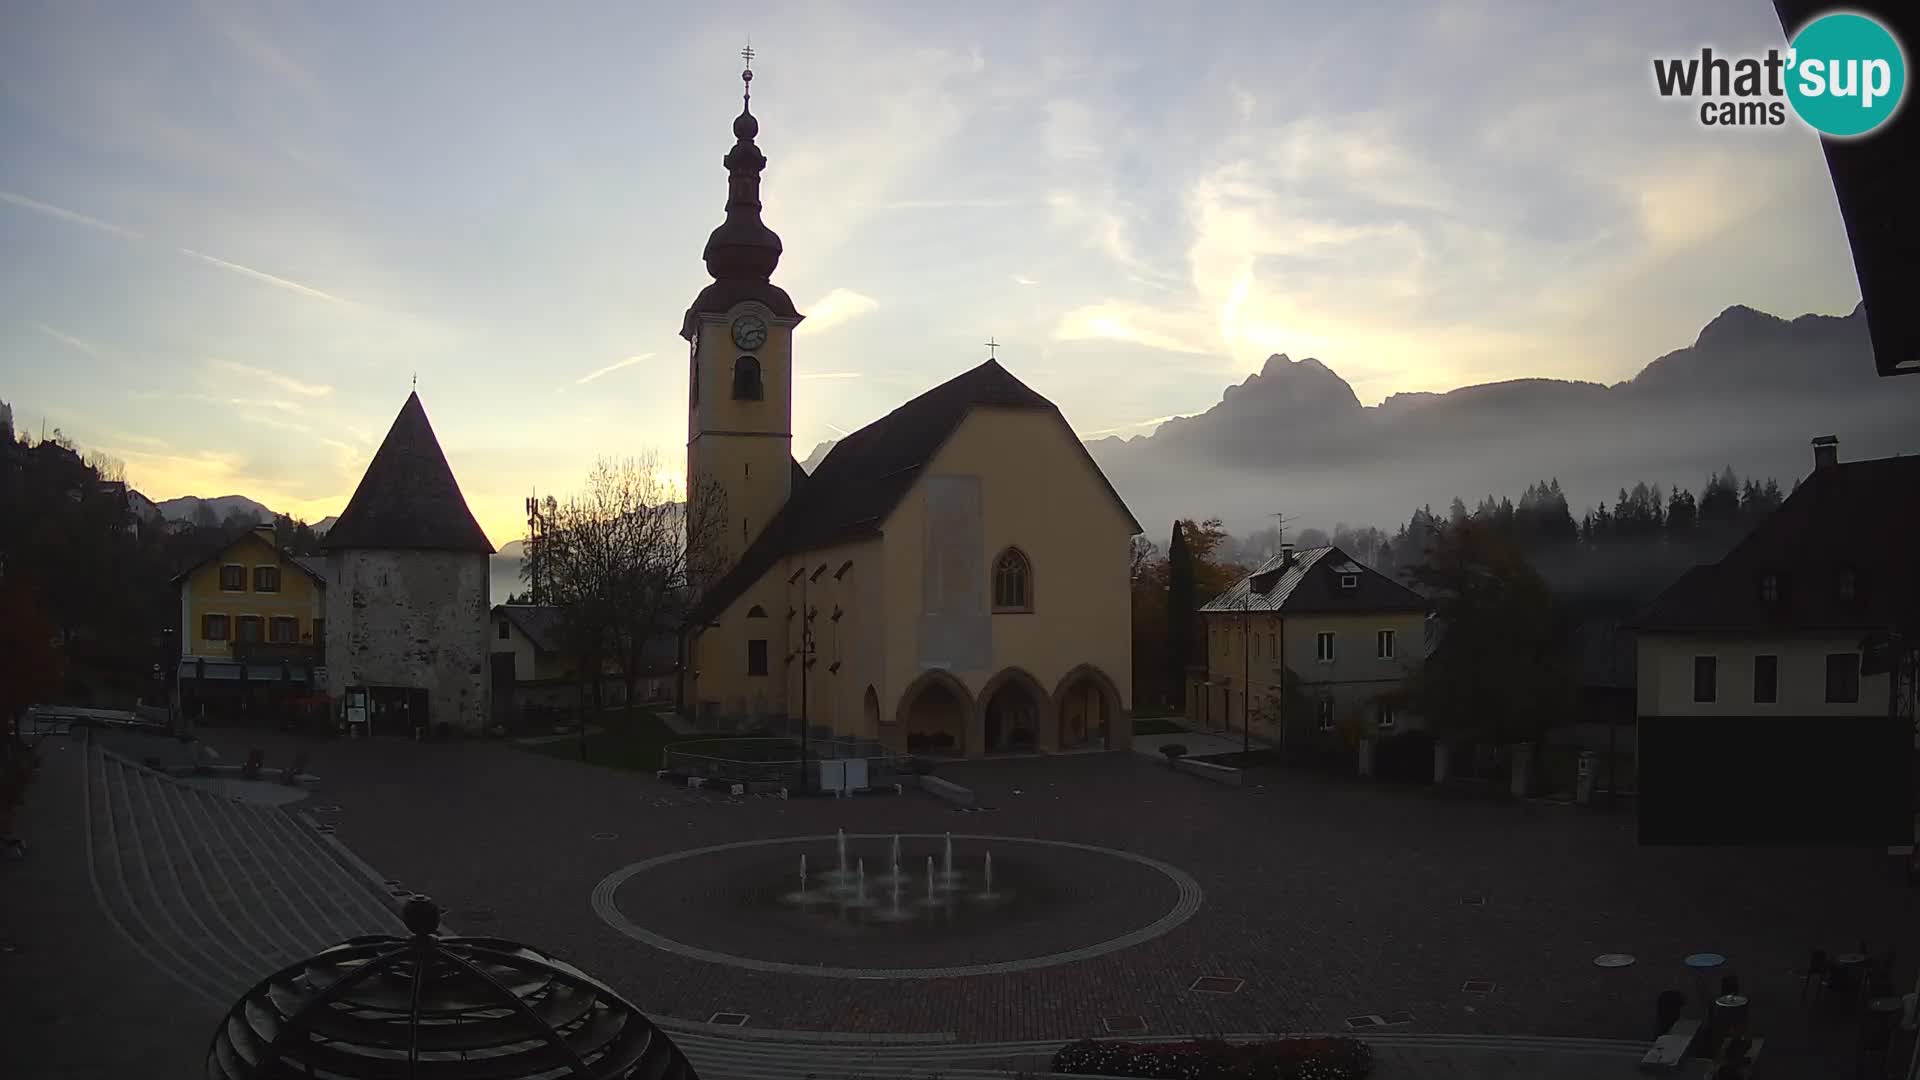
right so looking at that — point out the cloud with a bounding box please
[178,248,345,302]
[797,371,864,380]
[1013,275,1039,286]
[878,198,1024,210]
[147,391,306,414]
[31,322,101,357]
[795,289,879,336]
[238,412,313,434]
[210,360,332,397]
[1083,414,1185,437]
[1053,303,1212,355]
[0,190,143,239]
[570,352,654,387]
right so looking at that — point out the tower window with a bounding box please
[732,356,763,400]
[992,547,1032,611]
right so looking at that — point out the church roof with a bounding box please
[321,392,494,554]
[689,358,1140,625]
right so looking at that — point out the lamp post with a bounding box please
[788,566,816,794]
[1242,582,1251,756]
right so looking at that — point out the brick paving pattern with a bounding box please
[195,729,1913,1074]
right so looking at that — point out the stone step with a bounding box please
[89,752,235,1010]
[244,801,399,937]
[182,784,335,962]
[137,767,298,989]
[209,790,357,954]
[120,765,261,998]
[167,782,310,979]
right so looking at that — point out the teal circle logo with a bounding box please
[1787,12,1906,137]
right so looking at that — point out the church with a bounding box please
[678,62,1140,757]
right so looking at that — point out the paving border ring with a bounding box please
[591,833,1203,979]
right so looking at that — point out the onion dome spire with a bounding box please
[702,46,783,283]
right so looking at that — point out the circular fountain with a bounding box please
[593,832,1204,979]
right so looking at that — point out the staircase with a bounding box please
[82,739,402,1011]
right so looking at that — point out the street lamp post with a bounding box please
[788,567,816,794]
[1242,584,1251,756]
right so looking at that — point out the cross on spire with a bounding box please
[741,43,754,69]
[984,336,1000,359]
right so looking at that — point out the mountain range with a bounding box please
[1085,302,1917,537]
[141,301,1917,584]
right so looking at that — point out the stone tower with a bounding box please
[321,392,494,735]
[682,57,805,579]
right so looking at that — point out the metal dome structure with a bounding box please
[207,897,698,1079]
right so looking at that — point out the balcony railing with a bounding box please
[229,641,323,665]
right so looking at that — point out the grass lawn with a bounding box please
[523,709,684,772]
[1132,716,1189,736]
[522,711,809,773]
[1192,748,1286,768]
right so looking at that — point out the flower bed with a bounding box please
[1052,1037,1373,1080]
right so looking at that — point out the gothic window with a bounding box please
[732,355,763,400]
[992,547,1032,611]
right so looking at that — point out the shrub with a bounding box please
[1372,730,1437,783]
[1159,743,1188,762]
[1052,1037,1373,1079]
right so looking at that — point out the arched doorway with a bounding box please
[979,669,1046,754]
[862,685,880,738]
[1053,664,1125,750]
[896,670,972,756]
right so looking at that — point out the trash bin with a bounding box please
[1575,751,1597,805]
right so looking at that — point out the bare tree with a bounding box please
[531,455,729,725]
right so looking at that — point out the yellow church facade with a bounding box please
[677,64,1138,757]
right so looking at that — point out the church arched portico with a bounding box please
[976,667,1050,754]
[896,669,974,757]
[1053,664,1128,751]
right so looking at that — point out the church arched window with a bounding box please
[732,356,763,400]
[747,605,767,618]
[992,547,1032,612]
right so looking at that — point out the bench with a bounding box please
[1175,757,1245,788]
[919,775,976,808]
[1639,1018,1699,1072]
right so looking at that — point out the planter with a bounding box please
[1175,757,1244,787]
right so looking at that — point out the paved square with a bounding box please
[197,729,1917,1072]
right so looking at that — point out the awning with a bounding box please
[178,660,312,682]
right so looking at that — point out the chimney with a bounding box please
[1812,435,1839,471]
[1279,543,1295,569]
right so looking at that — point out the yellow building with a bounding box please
[1193,545,1429,748]
[678,67,1139,757]
[173,523,328,721]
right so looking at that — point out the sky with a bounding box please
[0,0,1868,548]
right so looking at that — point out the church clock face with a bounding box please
[730,314,768,351]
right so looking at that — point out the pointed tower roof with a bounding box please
[681,53,801,340]
[321,392,494,554]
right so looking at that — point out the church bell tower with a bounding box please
[682,49,803,577]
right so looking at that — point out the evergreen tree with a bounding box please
[1699,466,1741,529]
[1665,485,1697,536]
[1165,521,1195,706]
